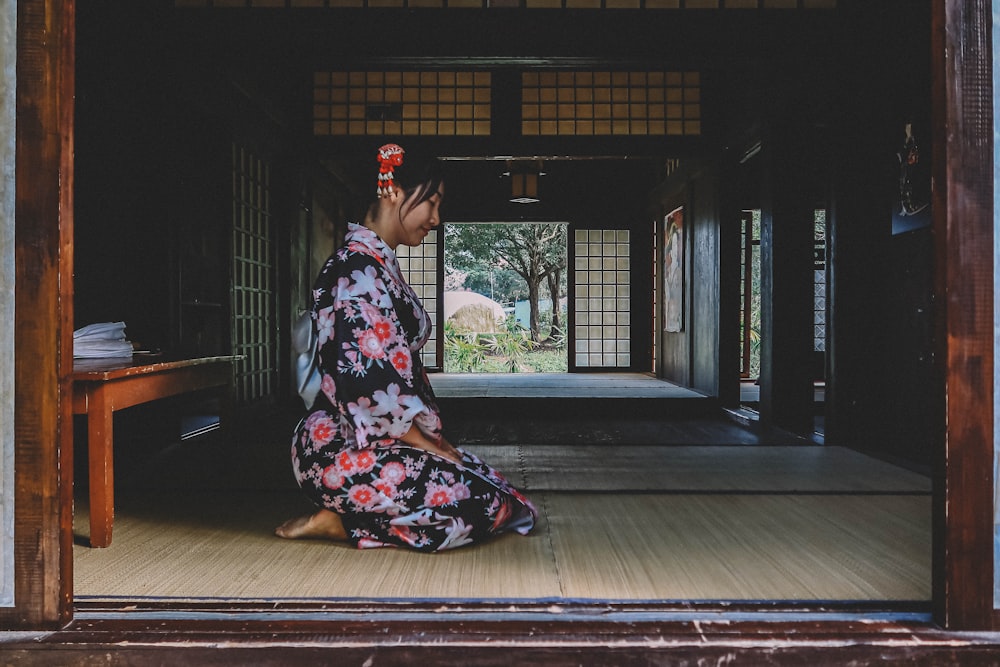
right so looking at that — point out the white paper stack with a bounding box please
[73,321,134,359]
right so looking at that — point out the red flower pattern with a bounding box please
[380,461,406,485]
[321,465,344,490]
[424,482,456,508]
[390,347,411,374]
[348,484,378,509]
[290,224,535,551]
[372,317,393,341]
[357,329,386,360]
[308,415,337,445]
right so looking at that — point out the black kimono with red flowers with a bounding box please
[290,223,536,551]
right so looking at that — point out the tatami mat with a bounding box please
[544,494,930,601]
[430,372,703,398]
[74,443,931,602]
[74,490,558,600]
[468,444,930,493]
[74,490,929,601]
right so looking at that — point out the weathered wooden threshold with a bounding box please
[4,601,1000,665]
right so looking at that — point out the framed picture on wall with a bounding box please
[891,117,932,235]
[664,206,684,332]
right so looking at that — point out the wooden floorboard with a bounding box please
[7,612,1000,667]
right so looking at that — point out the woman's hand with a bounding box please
[432,435,462,463]
[399,426,462,463]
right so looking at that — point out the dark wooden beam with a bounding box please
[932,0,995,631]
[1,0,75,629]
[2,607,1000,665]
[757,100,816,435]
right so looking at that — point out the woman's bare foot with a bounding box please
[275,509,347,541]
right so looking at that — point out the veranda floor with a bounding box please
[72,374,930,604]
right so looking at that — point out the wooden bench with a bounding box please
[72,355,240,548]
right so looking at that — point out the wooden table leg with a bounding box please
[87,386,114,548]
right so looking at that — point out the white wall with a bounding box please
[0,0,16,607]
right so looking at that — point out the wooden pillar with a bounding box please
[823,2,897,455]
[932,0,995,631]
[757,109,816,435]
[717,154,743,410]
[1,0,76,628]
[824,131,893,453]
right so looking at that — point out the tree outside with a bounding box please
[444,222,568,373]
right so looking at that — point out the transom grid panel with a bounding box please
[179,0,836,9]
[231,145,278,403]
[651,219,659,371]
[522,71,701,136]
[395,230,440,370]
[813,209,827,353]
[574,229,631,369]
[313,71,491,137]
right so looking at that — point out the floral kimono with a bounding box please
[290,223,536,551]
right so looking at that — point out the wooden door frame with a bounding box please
[1,0,75,629]
[931,0,996,630]
[5,0,997,639]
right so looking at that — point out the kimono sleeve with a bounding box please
[324,254,433,449]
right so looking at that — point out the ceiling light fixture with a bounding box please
[507,159,543,204]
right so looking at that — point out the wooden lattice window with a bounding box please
[813,209,827,353]
[395,229,441,370]
[573,229,631,369]
[313,71,491,137]
[521,71,700,137]
[231,144,278,403]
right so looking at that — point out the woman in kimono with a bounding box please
[276,145,536,551]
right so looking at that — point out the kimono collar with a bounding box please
[345,223,430,342]
[346,222,392,256]
[345,222,404,281]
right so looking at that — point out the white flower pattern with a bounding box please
[289,223,535,551]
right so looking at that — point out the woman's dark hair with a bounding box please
[396,154,445,208]
[366,150,444,220]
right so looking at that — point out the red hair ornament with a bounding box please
[377,143,405,196]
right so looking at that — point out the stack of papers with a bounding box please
[73,321,133,359]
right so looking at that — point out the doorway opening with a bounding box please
[737,207,827,436]
[739,209,762,409]
[66,1,930,608]
[442,222,568,374]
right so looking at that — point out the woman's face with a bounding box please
[397,183,444,247]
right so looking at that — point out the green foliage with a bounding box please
[446,222,568,342]
[740,322,761,379]
[538,306,567,336]
[545,324,567,350]
[443,320,487,372]
[739,209,763,381]
[481,316,535,373]
[460,266,526,305]
[443,315,569,373]
[446,224,524,302]
[522,348,568,373]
